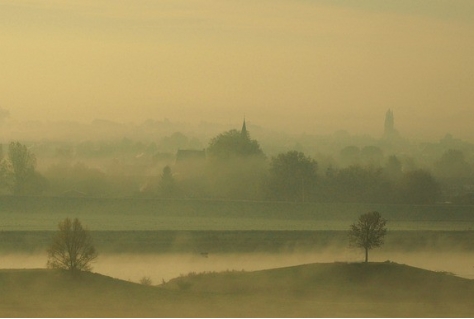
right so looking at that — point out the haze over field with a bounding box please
[1,0,474,139]
[3,250,474,284]
[1,2,474,316]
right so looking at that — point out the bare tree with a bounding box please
[47,218,98,272]
[349,211,387,263]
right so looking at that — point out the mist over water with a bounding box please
[1,1,473,316]
[2,250,473,284]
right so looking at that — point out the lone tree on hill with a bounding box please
[47,218,98,272]
[349,211,387,263]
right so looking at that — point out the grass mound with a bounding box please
[1,262,473,317]
[165,262,473,297]
[0,269,177,317]
[163,261,474,316]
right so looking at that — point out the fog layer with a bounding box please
[1,1,474,138]
[2,251,473,284]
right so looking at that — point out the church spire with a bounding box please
[241,118,248,138]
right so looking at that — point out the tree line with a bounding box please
[0,133,444,204]
[153,129,442,204]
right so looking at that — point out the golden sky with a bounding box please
[1,0,474,139]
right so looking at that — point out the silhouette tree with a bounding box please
[329,165,391,203]
[160,165,177,197]
[397,169,440,204]
[47,218,98,272]
[206,125,266,200]
[207,129,264,160]
[3,141,43,195]
[349,211,387,263]
[434,149,472,180]
[268,151,317,202]
[384,155,403,182]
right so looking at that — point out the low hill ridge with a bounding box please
[164,262,473,299]
[1,262,473,317]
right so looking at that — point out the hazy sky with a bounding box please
[1,0,473,139]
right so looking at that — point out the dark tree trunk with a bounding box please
[365,247,368,263]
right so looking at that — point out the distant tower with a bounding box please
[384,109,394,134]
[241,118,249,138]
[384,109,398,139]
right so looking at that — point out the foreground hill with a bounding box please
[1,262,473,317]
[163,262,474,317]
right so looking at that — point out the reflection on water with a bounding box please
[1,251,473,284]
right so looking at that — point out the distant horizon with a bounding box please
[1,107,473,142]
[1,1,473,142]
[0,111,471,144]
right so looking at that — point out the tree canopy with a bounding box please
[349,211,387,262]
[47,218,98,272]
[160,165,178,197]
[205,128,266,199]
[1,141,44,195]
[207,129,264,160]
[268,151,318,202]
[397,169,440,204]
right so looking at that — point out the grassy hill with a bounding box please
[1,262,473,317]
[163,262,474,317]
[0,268,221,317]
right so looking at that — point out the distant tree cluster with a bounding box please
[0,142,46,195]
[207,129,264,160]
[7,124,474,206]
[204,126,266,199]
[160,126,442,204]
[267,151,318,201]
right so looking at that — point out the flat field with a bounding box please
[1,230,474,254]
[1,196,474,231]
[1,196,474,284]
